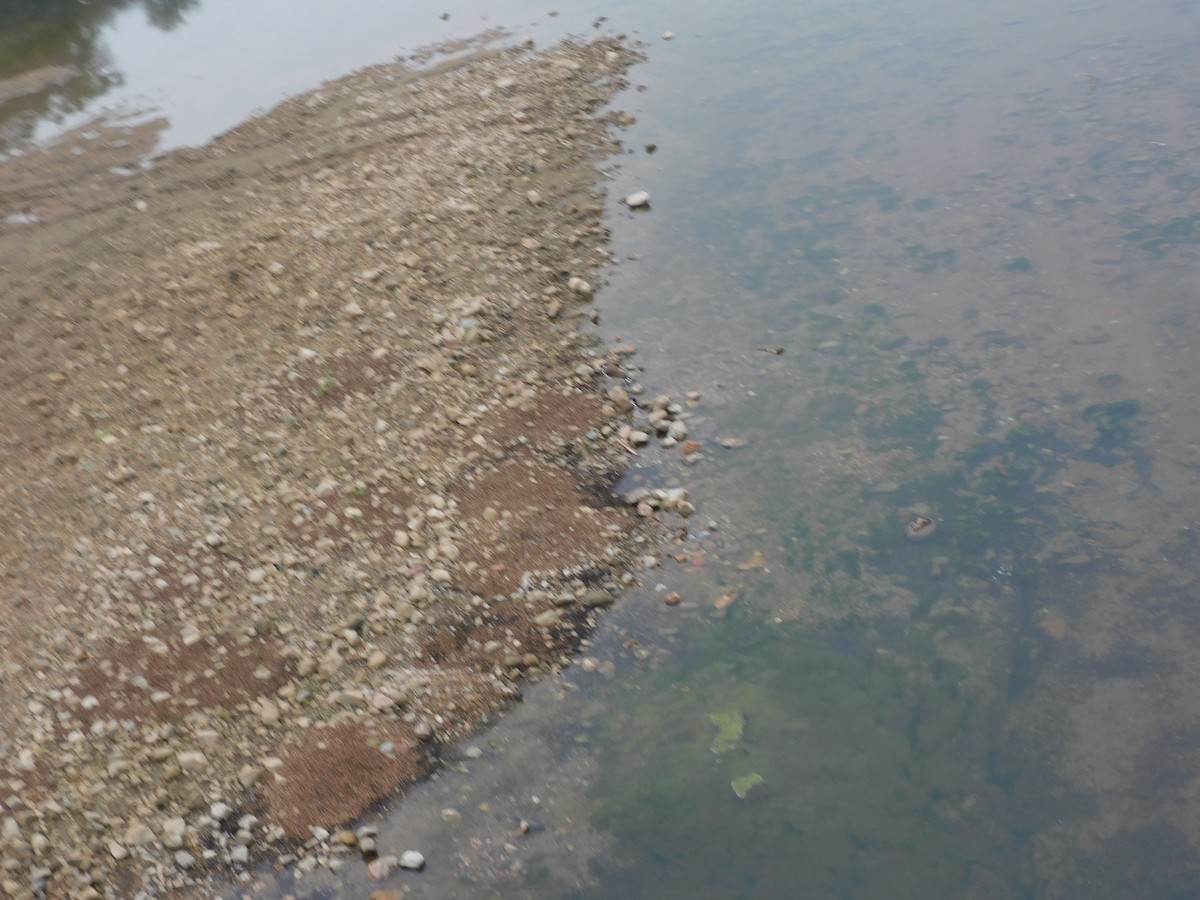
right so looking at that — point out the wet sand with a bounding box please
[0,35,654,898]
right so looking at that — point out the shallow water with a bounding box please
[6,0,1200,897]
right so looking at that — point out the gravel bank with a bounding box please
[0,35,651,897]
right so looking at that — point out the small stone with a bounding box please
[371,691,397,711]
[229,845,250,864]
[567,276,593,297]
[161,817,187,849]
[606,386,633,412]
[400,850,426,871]
[210,802,232,821]
[681,439,701,455]
[664,592,681,606]
[175,850,196,869]
[124,821,154,845]
[533,609,562,628]
[368,649,389,669]
[369,855,399,879]
[623,190,651,209]
[259,699,281,725]
[238,764,262,788]
[108,841,128,860]
[662,31,676,40]
[177,751,208,770]
[247,566,268,585]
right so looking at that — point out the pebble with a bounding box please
[124,821,154,845]
[607,385,633,411]
[369,855,400,879]
[259,699,281,725]
[400,850,427,871]
[161,817,187,849]
[662,31,676,40]
[623,190,651,209]
[176,751,208,770]
[175,850,196,869]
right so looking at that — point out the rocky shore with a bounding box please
[0,35,660,897]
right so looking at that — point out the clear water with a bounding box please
[6,0,1200,897]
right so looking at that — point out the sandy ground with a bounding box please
[0,35,662,898]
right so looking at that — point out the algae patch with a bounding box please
[709,710,745,754]
[731,773,764,799]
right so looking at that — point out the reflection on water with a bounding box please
[5,0,1200,896]
[0,0,197,153]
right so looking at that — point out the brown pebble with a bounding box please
[664,592,681,606]
[680,439,701,455]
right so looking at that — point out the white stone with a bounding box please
[400,849,426,871]
[623,190,651,209]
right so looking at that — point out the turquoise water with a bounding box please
[6,0,1200,897]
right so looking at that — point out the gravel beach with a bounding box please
[0,35,652,897]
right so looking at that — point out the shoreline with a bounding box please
[0,35,656,897]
